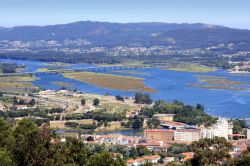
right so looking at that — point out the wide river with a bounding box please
[1,58,250,120]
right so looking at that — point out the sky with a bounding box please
[1,0,250,29]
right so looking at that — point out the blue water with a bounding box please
[1,58,250,119]
[99,129,144,137]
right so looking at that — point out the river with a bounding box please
[1,58,250,120]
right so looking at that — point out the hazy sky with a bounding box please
[1,0,250,29]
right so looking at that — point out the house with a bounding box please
[39,89,56,95]
[181,152,194,161]
[163,157,175,164]
[126,155,160,166]
[16,105,28,110]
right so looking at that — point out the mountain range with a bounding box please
[1,21,250,48]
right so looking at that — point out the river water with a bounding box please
[1,58,250,119]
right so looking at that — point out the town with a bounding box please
[1,88,250,165]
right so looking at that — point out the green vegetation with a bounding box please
[64,110,125,123]
[0,118,125,166]
[0,75,38,93]
[189,137,233,165]
[135,92,153,104]
[115,95,124,102]
[168,144,191,154]
[231,119,247,134]
[139,100,217,126]
[146,117,160,129]
[12,96,36,106]
[122,116,144,129]
[81,98,86,106]
[93,98,100,106]
[227,147,250,166]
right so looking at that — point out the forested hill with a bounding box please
[1,21,249,48]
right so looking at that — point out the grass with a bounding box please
[0,75,37,82]
[63,72,156,92]
[101,102,131,114]
[51,82,72,87]
[166,63,217,73]
[0,75,38,92]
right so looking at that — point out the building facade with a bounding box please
[144,129,174,142]
[174,129,201,142]
[201,118,230,139]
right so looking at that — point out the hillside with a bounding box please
[0,21,244,48]
[0,21,250,65]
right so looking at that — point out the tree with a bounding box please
[93,98,100,106]
[146,117,160,129]
[168,143,190,154]
[115,95,124,102]
[86,136,94,142]
[227,146,250,166]
[0,148,13,166]
[28,98,36,106]
[0,118,127,165]
[12,96,18,105]
[13,119,52,166]
[0,118,14,149]
[131,116,144,129]
[190,137,233,165]
[135,92,152,104]
[104,121,108,128]
[231,119,247,134]
[81,98,86,106]
[87,151,125,166]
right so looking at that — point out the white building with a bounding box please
[247,128,250,139]
[201,118,230,139]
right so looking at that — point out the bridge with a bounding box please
[0,65,147,77]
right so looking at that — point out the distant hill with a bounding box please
[2,21,248,48]
[155,28,250,48]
